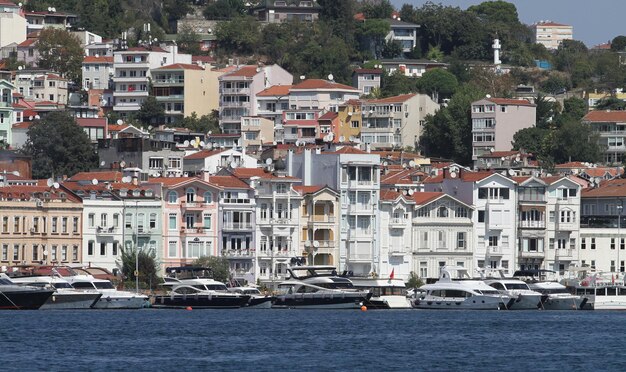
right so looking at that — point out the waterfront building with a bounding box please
[409,191,474,280]
[580,179,626,273]
[533,21,573,50]
[153,176,219,271]
[378,190,414,281]
[295,185,340,267]
[471,98,536,162]
[424,169,517,275]
[0,182,82,267]
[361,93,439,150]
[287,146,381,276]
[581,110,626,165]
[219,64,292,134]
[112,46,191,118]
[183,148,258,175]
[515,176,581,273]
[151,63,223,124]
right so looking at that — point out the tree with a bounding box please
[512,127,549,155]
[355,18,390,60]
[380,70,416,97]
[36,28,84,85]
[117,247,160,290]
[611,35,626,52]
[192,256,230,283]
[534,94,559,129]
[540,73,570,95]
[361,0,394,19]
[176,25,202,55]
[406,271,424,288]
[381,39,403,59]
[548,119,602,164]
[595,97,626,111]
[426,45,444,61]
[163,0,191,23]
[177,111,220,133]
[417,68,459,102]
[215,16,261,55]
[203,0,246,20]
[21,112,99,179]
[136,96,165,126]
[562,97,587,121]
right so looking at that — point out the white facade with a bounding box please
[378,192,413,281]
[82,56,114,90]
[81,198,125,271]
[0,8,26,49]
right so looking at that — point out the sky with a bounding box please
[390,0,620,47]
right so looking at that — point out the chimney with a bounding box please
[366,143,371,153]
[202,168,210,182]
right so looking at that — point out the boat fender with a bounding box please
[106,296,112,302]
[516,293,522,302]
[208,294,212,301]
[52,295,56,302]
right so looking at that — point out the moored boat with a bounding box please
[350,277,411,309]
[0,274,54,310]
[10,275,102,310]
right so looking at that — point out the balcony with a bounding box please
[347,180,374,188]
[519,250,545,259]
[488,246,503,255]
[221,101,251,108]
[153,78,184,85]
[113,90,149,97]
[270,218,295,225]
[307,215,336,225]
[156,95,184,102]
[220,87,250,95]
[389,218,407,228]
[389,247,407,256]
[347,252,371,262]
[112,76,148,83]
[361,126,394,133]
[181,201,205,210]
[222,249,255,257]
[518,220,546,229]
[347,204,374,213]
[220,115,244,122]
[222,223,253,231]
[180,227,206,234]
[556,249,575,259]
[136,227,153,236]
[96,226,116,235]
[220,198,252,204]
[115,61,150,69]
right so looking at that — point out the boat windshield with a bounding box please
[368,287,405,296]
[504,283,530,290]
[193,284,228,291]
[72,282,97,289]
[477,289,500,295]
[429,289,472,298]
[93,281,115,290]
[316,282,350,289]
[53,282,73,289]
[242,289,261,295]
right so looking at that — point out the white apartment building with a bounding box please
[13,69,68,104]
[533,21,573,50]
[288,79,360,111]
[379,190,414,281]
[386,18,419,56]
[183,148,258,175]
[82,56,113,90]
[288,146,381,276]
[112,46,191,117]
[0,1,26,49]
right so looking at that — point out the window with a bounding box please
[457,232,466,249]
[549,211,555,223]
[478,210,485,223]
[137,213,145,232]
[276,184,287,194]
[478,187,509,200]
[419,262,428,278]
[186,188,195,202]
[100,213,107,227]
[203,192,212,204]
[167,191,178,204]
[168,241,177,258]
[13,217,19,233]
[113,214,119,227]
[87,241,94,256]
[88,213,95,227]
[51,217,58,233]
[72,246,78,261]
[72,217,78,233]
[112,242,118,256]
[455,207,468,218]
[100,242,106,256]
[1,244,7,261]
[437,206,448,218]
[560,210,574,223]
[13,244,19,261]
[169,214,177,230]
[488,236,498,247]
[591,238,596,249]
[32,245,39,261]
[150,213,157,229]
[61,246,67,261]
[351,121,359,128]
[581,238,586,249]
[622,238,625,250]
[612,238,616,250]
[203,214,212,229]
[51,245,57,261]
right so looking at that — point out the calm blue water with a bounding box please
[1,309,625,371]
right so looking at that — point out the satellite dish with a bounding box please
[450,172,457,178]
[486,94,492,98]
[572,169,579,175]
[408,189,415,195]
[409,160,416,168]
[300,75,306,80]
[508,169,515,176]
[120,160,126,168]
[327,74,334,81]
[92,179,98,185]
[339,136,345,142]
[501,157,506,161]
[46,178,53,187]
[402,163,407,169]
[272,141,277,145]
[313,241,320,248]
[304,241,311,248]
[349,136,355,142]
[200,141,206,148]
[208,131,212,135]
[34,115,40,120]
[122,176,131,183]
[116,119,123,125]
[595,177,602,184]
[183,140,190,147]
[53,182,59,189]
[100,161,106,167]
[28,116,33,121]
[490,148,495,153]
[383,161,389,166]
[18,66,22,70]
[230,161,238,169]
[515,155,521,162]
[265,158,273,165]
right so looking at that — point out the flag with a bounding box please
[390,268,395,280]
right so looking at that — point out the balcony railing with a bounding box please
[96,226,116,235]
[519,250,545,258]
[220,198,252,204]
[518,220,546,229]
[223,223,253,230]
[222,249,255,257]
[389,218,406,227]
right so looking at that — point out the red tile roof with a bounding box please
[353,68,382,74]
[365,94,417,104]
[422,170,495,184]
[66,171,123,183]
[294,185,326,195]
[0,186,79,202]
[76,118,106,127]
[231,168,299,180]
[291,79,358,91]
[151,177,193,187]
[155,63,204,70]
[17,39,37,47]
[257,85,292,97]
[124,46,167,53]
[208,175,250,189]
[192,55,215,63]
[583,179,626,198]
[83,56,113,63]
[381,169,425,185]
[12,122,32,129]
[318,111,338,121]
[411,192,444,205]
[556,161,587,168]
[583,110,626,123]
[486,98,535,106]
[380,189,404,201]
[107,124,129,132]
[183,149,226,160]
[325,146,367,155]
[224,65,260,78]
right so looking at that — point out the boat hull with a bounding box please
[152,294,250,309]
[364,295,412,309]
[587,295,626,310]
[0,290,54,310]
[93,295,148,309]
[508,294,543,310]
[40,292,102,310]
[412,295,506,310]
[272,293,371,309]
[542,295,587,310]
[247,296,274,308]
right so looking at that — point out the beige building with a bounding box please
[533,21,573,50]
[13,69,68,104]
[152,63,223,124]
[0,2,26,49]
[240,116,274,149]
[0,184,83,266]
[295,185,340,266]
[471,98,536,161]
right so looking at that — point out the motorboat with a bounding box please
[565,271,626,310]
[412,267,514,310]
[9,275,102,310]
[152,267,251,309]
[228,287,274,308]
[65,275,148,309]
[272,266,372,309]
[350,277,411,309]
[484,279,543,310]
[0,274,54,310]
[513,270,588,310]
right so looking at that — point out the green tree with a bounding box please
[118,246,160,290]
[355,18,390,59]
[192,256,231,283]
[177,111,220,133]
[562,97,587,120]
[163,0,191,23]
[361,0,394,19]
[36,28,84,85]
[204,0,246,20]
[417,68,459,101]
[535,94,559,129]
[382,39,403,59]
[426,44,444,61]
[21,112,98,179]
[548,119,602,164]
[540,73,570,95]
[215,16,261,55]
[512,127,549,155]
[611,35,626,52]
[380,70,416,97]
[176,25,201,55]
[136,96,165,126]
[595,97,626,111]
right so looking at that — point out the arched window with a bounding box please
[186,188,195,203]
[437,206,448,218]
[167,191,178,204]
[203,191,212,204]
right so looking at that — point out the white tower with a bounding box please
[492,37,502,65]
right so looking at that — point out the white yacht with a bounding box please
[10,275,102,309]
[413,267,514,310]
[228,287,273,308]
[65,275,148,309]
[484,279,543,310]
[564,272,626,310]
[529,282,588,310]
[152,267,251,309]
[272,266,372,309]
[350,278,411,309]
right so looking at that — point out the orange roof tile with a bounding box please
[155,63,204,71]
[380,189,404,201]
[486,98,535,106]
[556,161,586,168]
[151,177,194,187]
[583,110,626,123]
[107,124,129,132]
[66,171,123,183]
[83,56,113,64]
[257,85,293,97]
[411,192,444,205]
[291,79,358,91]
[223,65,260,78]
[325,146,367,155]
[208,175,250,189]
[294,185,326,195]
[231,168,299,180]
[583,179,626,198]
[318,111,338,121]
[183,149,227,160]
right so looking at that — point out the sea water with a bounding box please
[1,309,624,371]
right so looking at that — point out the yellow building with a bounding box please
[295,185,340,266]
[152,63,225,124]
[0,184,83,266]
[336,99,362,142]
[587,91,626,110]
